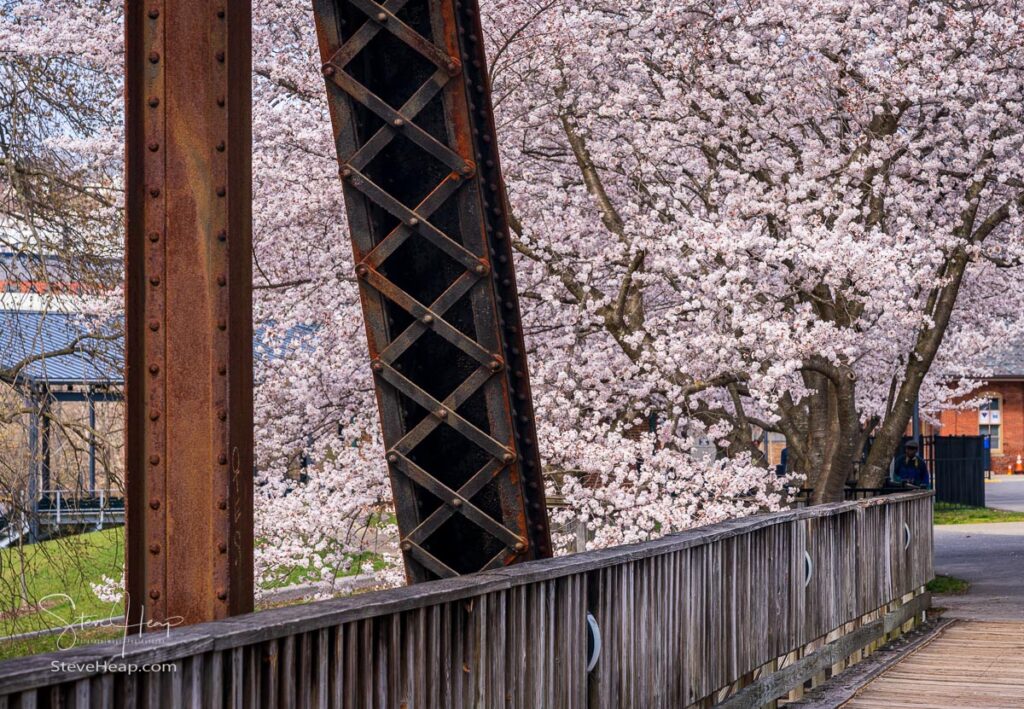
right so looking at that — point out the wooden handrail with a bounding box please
[0,491,934,707]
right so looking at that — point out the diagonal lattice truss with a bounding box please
[312,0,551,581]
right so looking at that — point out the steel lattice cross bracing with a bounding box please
[312,0,552,581]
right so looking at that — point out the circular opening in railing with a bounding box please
[903,522,911,550]
[586,612,601,672]
[804,551,813,588]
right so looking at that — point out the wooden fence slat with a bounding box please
[0,493,933,708]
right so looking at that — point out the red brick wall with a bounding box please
[936,380,1024,472]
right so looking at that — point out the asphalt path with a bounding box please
[933,520,1024,621]
[985,476,1024,511]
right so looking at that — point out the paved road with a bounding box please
[985,476,1024,511]
[934,521,1024,621]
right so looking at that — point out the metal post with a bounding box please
[312,0,552,581]
[88,389,96,494]
[26,389,39,542]
[125,0,254,627]
[40,393,51,496]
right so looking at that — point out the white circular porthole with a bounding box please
[585,613,602,672]
[804,551,813,588]
[903,522,911,550]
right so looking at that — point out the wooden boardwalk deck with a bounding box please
[844,621,1024,708]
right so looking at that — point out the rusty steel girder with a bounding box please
[313,0,552,581]
[124,0,254,626]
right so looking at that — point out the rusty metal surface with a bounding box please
[312,0,552,582]
[125,0,254,627]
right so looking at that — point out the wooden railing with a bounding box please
[0,491,933,708]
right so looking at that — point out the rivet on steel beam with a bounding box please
[474,262,488,275]
[149,455,160,466]
[489,359,503,372]
[217,229,227,241]
[436,408,448,419]
[408,217,419,226]
[217,274,227,286]
[503,452,516,463]
[422,314,434,324]
[216,51,225,63]
[321,64,335,77]
[218,498,227,510]
[218,453,228,465]
[446,60,461,76]
[149,232,160,242]
[149,410,160,421]
[147,8,159,19]
[217,590,228,601]
[339,166,352,178]
[149,589,161,600]
[149,498,160,509]
[218,364,227,375]
[514,541,527,552]
[393,118,404,127]
[150,187,160,198]
[218,319,227,330]
[148,142,159,152]
[218,408,227,421]
[387,453,398,464]
[451,498,462,508]
[216,141,226,152]
[218,542,227,553]
[148,51,160,64]
[217,8,225,18]
[354,264,368,278]
[148,320,160,331]
[376,11,387,21]
[148,97,160,108]
[149,275,160,286]
[400,541,412,551]
[217,96,226,107]
[216,186,226,197]
[371,360,383,372]
[149,364,160,375]
[460,163,476,177]
[149,543,161,554]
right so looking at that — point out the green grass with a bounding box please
[933,503,1024,525]
[926,574,970,595]
[0,527,124,660]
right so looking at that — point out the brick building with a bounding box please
[933,346,1024,473]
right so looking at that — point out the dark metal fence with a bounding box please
[921,435,986,509]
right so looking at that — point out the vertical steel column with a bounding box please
[125,0,253,627]
[313,0,551,582]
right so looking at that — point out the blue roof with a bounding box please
[0,310,123,386]
[0,309,319,388]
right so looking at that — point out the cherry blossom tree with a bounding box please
[3,0,1023,597]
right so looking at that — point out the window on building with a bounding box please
[979,395,1002,453]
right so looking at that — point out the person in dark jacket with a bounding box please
[893,441,930,488]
